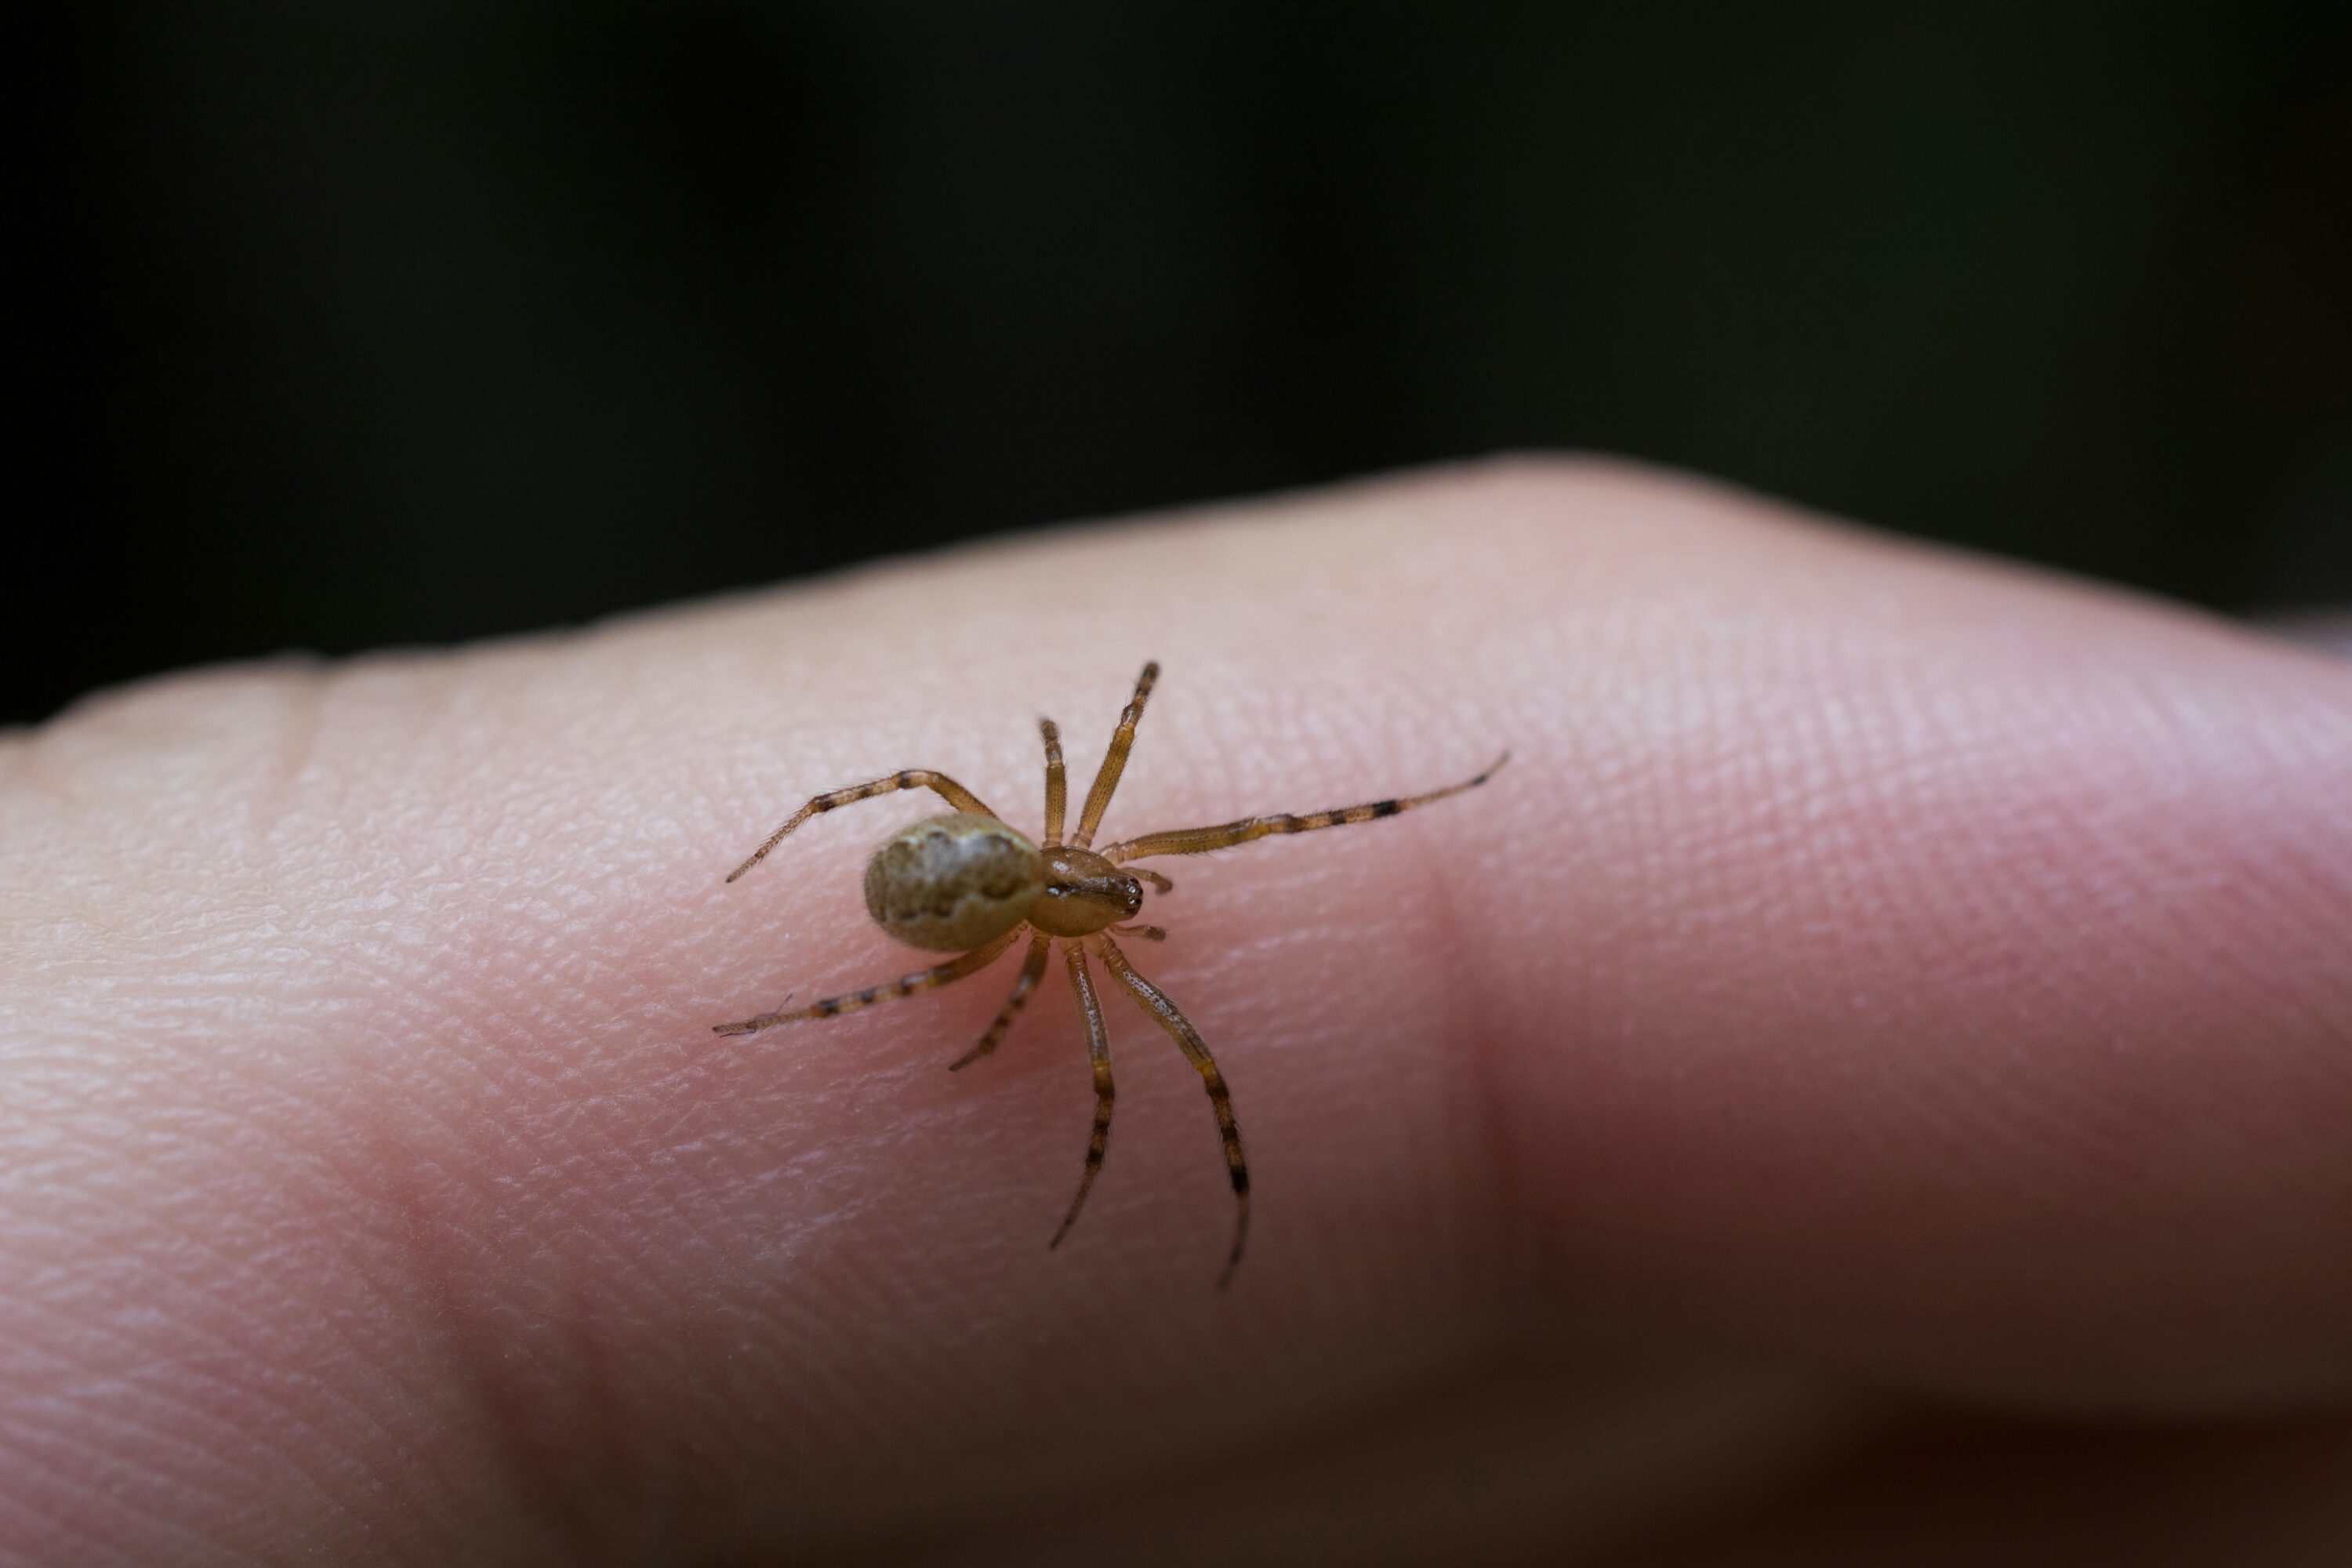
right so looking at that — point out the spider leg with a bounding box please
[1071,661,1159,849]
[1040,718,1067,845]
[712,927,1021,1036]
[1128,867,1174,895]
[1050,942,1117,1250]
[1110,923,1167,941]
[1100,752,1508,865]
[725,768,1000,883]
[949,930,1052,1070]
[1095,935,1250,1288]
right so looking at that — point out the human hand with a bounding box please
[5,460,2347,1564]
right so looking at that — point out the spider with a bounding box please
[713,662,1505,1285]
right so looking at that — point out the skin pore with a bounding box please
[2,459,2347,1566]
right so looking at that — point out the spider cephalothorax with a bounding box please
[715,662,1504,1284]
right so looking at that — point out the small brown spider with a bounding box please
[714,662,1504,1284]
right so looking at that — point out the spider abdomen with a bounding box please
[864,812,1044,951]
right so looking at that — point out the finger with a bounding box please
[2,459,2346,1564]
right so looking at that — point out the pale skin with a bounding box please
[2,461,2349,1565]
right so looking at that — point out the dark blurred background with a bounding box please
[21,2,2349,725]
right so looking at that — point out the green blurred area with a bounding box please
[23,2,2347,723]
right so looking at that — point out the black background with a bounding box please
[21,2,2349,726]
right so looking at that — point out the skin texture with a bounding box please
[1,458,2348,1566]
